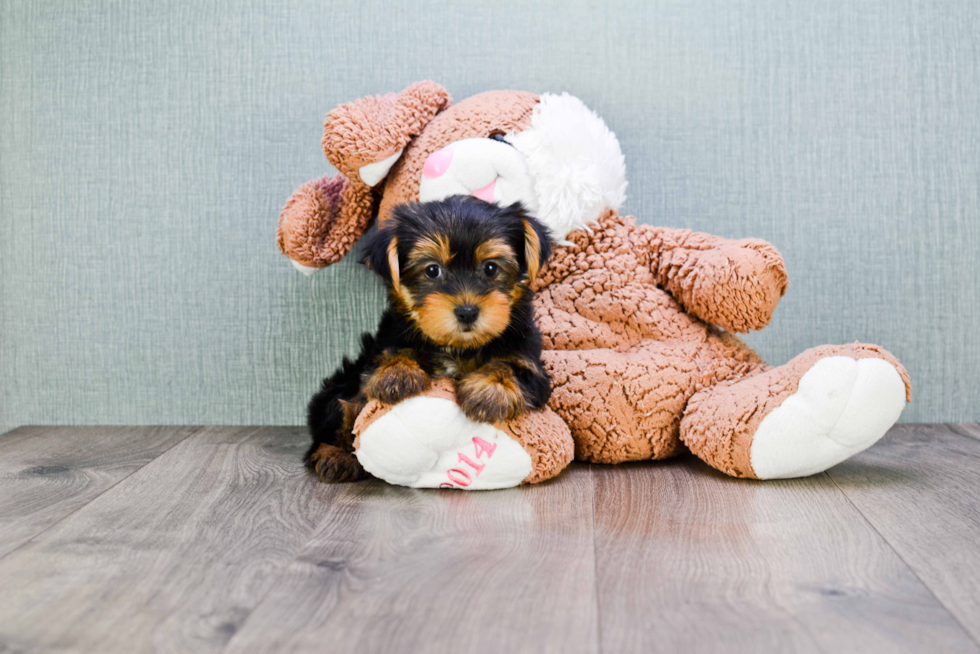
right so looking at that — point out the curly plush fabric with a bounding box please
[278,82,911,486]
[278,82,452,267]
[377,90,540,223]
[531,210,779,463]
[277,173,373,267]
[322,80,452,181]
[500,403,576,484]
[681,343,910,478]
[636,225,789,333]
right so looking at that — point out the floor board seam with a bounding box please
[825,469,980,649]
[589,464,603,654]
[0,425,204,566]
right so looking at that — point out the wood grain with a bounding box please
[0,426,341,654]
[222,464,599,654]
[828,424,980,643]
[2,426,979,653]
[952,423,980,441]
[592,456,979,654]
[0,426,195,558]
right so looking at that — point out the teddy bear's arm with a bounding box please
[631,224,789,333]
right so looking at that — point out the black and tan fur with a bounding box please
[305,196,554,482]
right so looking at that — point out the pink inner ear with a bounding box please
[422,148,454,179]
[472,178,496,203]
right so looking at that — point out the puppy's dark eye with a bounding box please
[483,262,499,278]
[425,264,442,279]
[488,131,508,143]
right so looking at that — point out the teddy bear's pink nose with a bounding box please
[422,147,454,179]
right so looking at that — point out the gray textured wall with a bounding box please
[2,0,978,435]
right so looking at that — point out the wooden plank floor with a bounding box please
[0,425,978,654]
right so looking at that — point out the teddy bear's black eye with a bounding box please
[488,131,508,143]
[425,264,442,279]
[483,262,499,278]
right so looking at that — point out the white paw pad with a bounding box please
[355,396,533,489]
[750,356,906,479]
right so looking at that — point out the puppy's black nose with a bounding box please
[454,304,479,325]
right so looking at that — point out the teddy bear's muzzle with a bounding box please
[418,137,539,215]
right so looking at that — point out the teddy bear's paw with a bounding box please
[749,356,907,479]
[354,395,533,489]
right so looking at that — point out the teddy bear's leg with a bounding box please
[680,343,911,479]
[543,344,704,463]
[351,380,573,489]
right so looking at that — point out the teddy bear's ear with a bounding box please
[322,81,452,188]
[277,172,374,273]
[277,82,451,274]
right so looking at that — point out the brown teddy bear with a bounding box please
[278,81,910,490]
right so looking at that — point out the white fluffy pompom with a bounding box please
[510,93,627,240]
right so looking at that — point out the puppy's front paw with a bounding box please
[457,363,528,423]
[364,353,431,404]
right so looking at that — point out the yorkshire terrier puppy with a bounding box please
[305,195,554,483]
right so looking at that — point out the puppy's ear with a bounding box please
[520,216,553,283]
[360,226,400,290]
